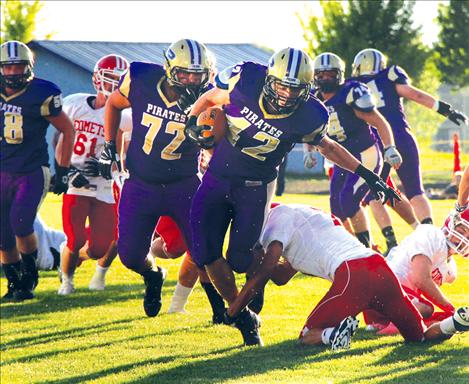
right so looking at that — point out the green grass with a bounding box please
[1,194,468,384]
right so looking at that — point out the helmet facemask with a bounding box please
[0,62,33,90]
[166,62,209,95]
[0,41,35,90]
[263,75,310,114]
[93,69,122,97]
[314,69,343,93]
[443,215,469,257]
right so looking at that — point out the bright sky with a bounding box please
[35,1,446,51]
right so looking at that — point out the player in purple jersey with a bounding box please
[309,52,402,248]
[98,39,215,318]
[185,47,399,346]
[0,41,74,301]
[352,48,468,227]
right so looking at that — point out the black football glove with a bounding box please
[51,163,70,195]
[184,115,215,150]
[98,141,117,180]
[83,156,100,178]
[436,101,468,126]
[355,164,401,207]
[177,87,199,114]
[68,167,90,188]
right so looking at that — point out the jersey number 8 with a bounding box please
[2,113,24,144]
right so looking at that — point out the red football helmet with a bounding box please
[442,208,469,257]
[92,54,129,96]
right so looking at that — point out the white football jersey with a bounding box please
[386,224,453,290]
[34,215,66,270]
[63,93,132,203]
[259,204,375,281]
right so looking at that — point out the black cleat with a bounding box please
[2,282,17,301]
[1,262,22,302]
[142,267,166,317]
[235,308,264,346]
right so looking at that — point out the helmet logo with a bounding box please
[167,48,176,60]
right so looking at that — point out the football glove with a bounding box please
[177,87,199,114]
[303,151,317,169]
[68,167,90,188]
[383,145,402,169]
[51,163,70,195]
[355,164,401,206]
[184,116,215,150]
[436,101,468,126]
[83,156,100,178]
[98,141,117,180]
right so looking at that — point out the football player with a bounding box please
[185,47,400,346]
[99,39,211,318]
[307,52,402,248]
[365,209,469,333]
[56,54,131,295]
[226,204,469,350]
[453,164,469,223]
[1,41,74,301]
[352,48,468,225]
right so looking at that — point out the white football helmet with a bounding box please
[442,208,469,257]
[93,54,129,96]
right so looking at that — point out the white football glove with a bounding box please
[384,145,402,169]
[303,151,317,169]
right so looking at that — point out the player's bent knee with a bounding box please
[227,250,253,273]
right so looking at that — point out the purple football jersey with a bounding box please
[118,62,199,184]
[353,65,410,132]
[1,78,62,173]
[210,62,329,183]
[315,80,377,154]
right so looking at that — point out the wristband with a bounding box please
[354,164,377,182]
[436,100,452,117]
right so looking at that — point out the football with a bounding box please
[196,105,227,143]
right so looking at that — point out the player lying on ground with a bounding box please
[225,204,469,350]
[365,210,468,333]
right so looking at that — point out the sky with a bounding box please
[35,1,446,51]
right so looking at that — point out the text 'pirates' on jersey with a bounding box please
[210,61,329,183]
[1,78,62,173]
[118,62,199,184]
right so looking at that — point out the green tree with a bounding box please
[299,0,430,82]
[435,1,469,89]
[0,0,44,44]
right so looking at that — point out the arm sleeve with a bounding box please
[215,62,244,92]
[40,86,63,117]
[118,67,132,98]
[346,83,375,112]
[302,122,328,145]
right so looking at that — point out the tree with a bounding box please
[298,0,430,82]
[435,1,469,89]
[0,0,44,44]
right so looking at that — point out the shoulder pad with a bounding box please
[387,65,410,84]
[345,82,375,112]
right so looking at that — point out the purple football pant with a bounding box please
[330,144,382,220]
[190,171,275,273]
[0,167,51,250]
[394,128,424,199]
[117,175,199,273]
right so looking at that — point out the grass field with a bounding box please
[1,193,468,384]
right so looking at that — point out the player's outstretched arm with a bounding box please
[354,109,402,169]
[104,90,130,142]
[47,111,74,168]
[316,136,401,206]
[396,83,468,126]
[227,241,283,318]
[410,254,455,313]
[456,165,469,212]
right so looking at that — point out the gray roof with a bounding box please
[29,40,273,73]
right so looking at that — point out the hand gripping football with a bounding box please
[196,106,227,143]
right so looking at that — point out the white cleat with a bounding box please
[330,316,359,351]
[58,281,75,295]
[88,274,106,291]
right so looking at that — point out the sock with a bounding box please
[168,282,193,312]
[62,272,74,284]
[21,250,38,272]
[321,327,334,345]
[381,226,397,248]
[2,261,22,286]
[95,264,109,277]
[439,316,456,335]
[356,231,371,248]
[421,218,433,225]
[201,282,225,315]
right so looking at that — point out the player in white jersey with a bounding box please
[33,215,66,271]
[365,209,468,333]
[223,204,469,350]
[57,54,131,295]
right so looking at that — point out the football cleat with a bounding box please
[88,272,106,291]
[143,267,167,317]
[57,280,75,296]
[1,263,22,301]
[453,306,469,332]
[234,308,264,347]
[329,316,359,351]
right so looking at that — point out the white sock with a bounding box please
[62,272,74,284]
[95,265,109,277]
[440,316,456,335]
[168,283,193,312]
[321,327,334,345]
